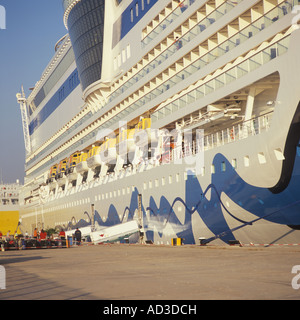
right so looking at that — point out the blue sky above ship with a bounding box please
[0,0,66,183]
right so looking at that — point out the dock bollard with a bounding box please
[171,238,183,246]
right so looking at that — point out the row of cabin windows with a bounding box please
[113,44,131,70]
[58,71,79,102]
[91,150,283,200]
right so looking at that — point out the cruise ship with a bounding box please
[16,0,300,245]
[0,182,20,235]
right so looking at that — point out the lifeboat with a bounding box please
[116,128,136,156]
[134,117,157,147]
[47,164,58,188]
[86,145,102,169]
[49,164,58,179]
[76,151,89,173]
[100,138,117,164]
[56,158,68,186]
[66,151,81,181]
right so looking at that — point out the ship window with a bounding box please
[244,156,250,167]
[211,165,215,174]
[127,44,131,59]
[258,152,266,164]
[136,2,139,17]
[130,8,134,22]
[274,148,284,161]
[221,162,226,172]
[141,0,144,11]
[232,159,237,169]
[58,86,65,102]
[122,49,126,63]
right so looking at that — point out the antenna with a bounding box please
[16,86,31,155]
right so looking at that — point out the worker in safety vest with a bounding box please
[59,229,66,240]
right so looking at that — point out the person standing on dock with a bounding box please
[33,228,38,240]
[40,229,47,241]
[74,228,81,246]
[59,229,66,240]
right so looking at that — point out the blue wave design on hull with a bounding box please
[67,145,300,244]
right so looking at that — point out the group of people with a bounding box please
[33,228,48,240]
[33,227,82,244]
[0,230,20,241]
[0,227,82,244]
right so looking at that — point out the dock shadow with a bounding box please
[0,265,102,300]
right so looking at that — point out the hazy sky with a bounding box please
[0,0,67,183]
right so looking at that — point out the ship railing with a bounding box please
[152,35,289,124]
[141,0,243,48]
[26,0,293,179]
[165,112,273,164]
[24,2,292,181]
[112,0,293,108]
[202,112,273,151]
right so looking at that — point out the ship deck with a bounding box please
[0,244,300,300]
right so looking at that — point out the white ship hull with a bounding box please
[17,0,300,244]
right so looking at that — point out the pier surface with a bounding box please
[0,244,300,300]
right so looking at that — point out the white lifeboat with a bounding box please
[76,151,89,173]
[116,128,136,156]
[100,138,117,164]
[86,146,102,169]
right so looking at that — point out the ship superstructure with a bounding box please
[17,0,300,244]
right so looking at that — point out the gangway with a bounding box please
[90,220,140,244]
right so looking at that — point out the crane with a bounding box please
[16,87,31,155]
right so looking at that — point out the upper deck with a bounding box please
[22,0,300,185]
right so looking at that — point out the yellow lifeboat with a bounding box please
[56,158,68,186]
[100,137,117,164]
[57,158,68,175]
[76,151,89,173]
[49,164,58,179]
[47,164,58,188]
[66,151,81,180]
[116,128,136,156]
[134,117,154,147]
[86,145,102,169]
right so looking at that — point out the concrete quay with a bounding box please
[0,244,300,300]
